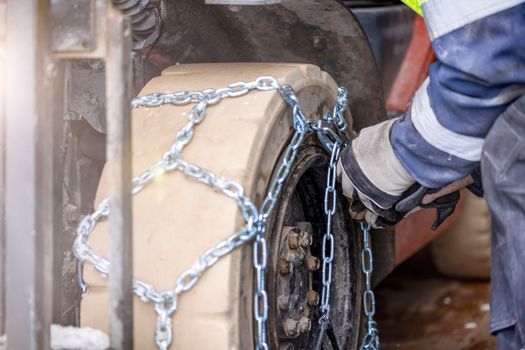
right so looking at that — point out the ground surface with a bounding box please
[375,250,496,350]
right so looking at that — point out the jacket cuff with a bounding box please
[341,118,415,209]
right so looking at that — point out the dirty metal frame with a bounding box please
[55,0,134,348]
[4,1,59,348]
[3,0,133,349]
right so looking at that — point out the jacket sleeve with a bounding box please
[390,0,525,188]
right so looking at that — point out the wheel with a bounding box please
[81,63,364,349]
[430,191,491,279]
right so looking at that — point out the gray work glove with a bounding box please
[337,119,460,229]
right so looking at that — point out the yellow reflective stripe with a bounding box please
[401,0,423,16]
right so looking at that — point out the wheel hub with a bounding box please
[266,135,360,350]
[276,224,320,339]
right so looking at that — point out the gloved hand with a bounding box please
[337,118,461,229]
[347,182,461,229]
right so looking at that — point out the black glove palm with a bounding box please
[349,184,460,229]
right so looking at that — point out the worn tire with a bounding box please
[81,63,363,349]
[430,191,491,279]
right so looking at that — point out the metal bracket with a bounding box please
[315,120,350,154]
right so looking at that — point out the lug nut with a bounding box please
[278,295,290,311]
[278,257,292,275]
[287,229,301,249]
[299,317,311,333]
[284,319,300,337]
[302,307,311,317]
[307,290,319,307]
[299,231,311,248]
[307,256,320,271]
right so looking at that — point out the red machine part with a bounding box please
[388,16,462,265]
[386,16,435,113]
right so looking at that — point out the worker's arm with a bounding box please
[338,0,525,227]
[392,0,525,188]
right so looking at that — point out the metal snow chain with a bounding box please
[321,136,341,314]
[312,89,382,350]
[312,88,350,350]
[359,222,380,350]
[74,76,351,350]
[308,88,350,325]
[313,140,342,350]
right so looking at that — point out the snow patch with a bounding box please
[0,335,6,350]
[51,324,109,350]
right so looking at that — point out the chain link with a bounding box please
[319,140,340,319]
[315,89,349,349]
[359,222,380,350]
[252,81,310,349]
[253,224,269,350]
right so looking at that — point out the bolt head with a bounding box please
[287,229,301,249]
[284,319,300,337]
[278,257,292,275]
[299,232,311,248]
[307,290,319,307]
[307,256,320,271]
[299,317,311,333]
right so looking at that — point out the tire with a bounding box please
[430,191,491,279]
[81,63,363,349]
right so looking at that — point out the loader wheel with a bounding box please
[81,63,363,349]
[430,191,491,279]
